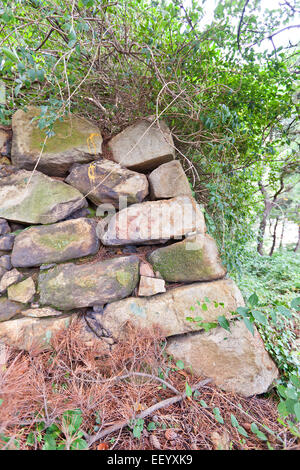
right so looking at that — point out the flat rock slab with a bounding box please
[166,321,279,397]
[38,256,140,310]
[0,219,10,235]
[11,107,103,176]
[149,160,192,199]
[0,269,23,293]
[66,160,149,207]
[100,196,206,245]
[109,118,175,171]
[138,276,166,297]
[0,255,12,270]
[101,279,244,340]
[148,233,226,282]
[7,277,36,304]
[0,166,87,224]
[12,218,99,267]
[0,314,72,350]
[0,234,15,251]
[22,307,63,318]
[0,297,25,322]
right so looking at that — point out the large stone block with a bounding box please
[99,196,206,245]
[148,233,226,282]
[65,159,148,207]
[12,218,99,267]
[100,279,244,340]
[149,160,192,199]
[0,166,87,224]
[11,107,102,176]
[166,321,279,397]
[38,256,140,310]
[108,118,175,171]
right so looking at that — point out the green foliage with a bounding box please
[26,409,88,450]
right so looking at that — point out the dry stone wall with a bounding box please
[0,109,278,397]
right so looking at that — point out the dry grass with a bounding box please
[0,321,298,450]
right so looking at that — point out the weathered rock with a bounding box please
[148,234,226,282]
[101,279,244,340]
[0,218,10,235]
[0,314,72,350]
[0,127,12,157]
[0,166,87,224]
[62,207,90,221]
[138,276,166,297]
[0,266,7,280]
[0,269,23,293]
[11,218,99,267]
[0,255,12,270]
[0,233,15,251]
[22,307,63,318]
[149,160,192,199]
[7,277,36,304]
[0,297,25,322]
[0,157,11,166]
[66,160,149,207]
[11,107,103,176]
[100,196,206,246]
[38,256,140,310]
[140,262,155,278]
[108,118,175,171]
[166,321,279,397]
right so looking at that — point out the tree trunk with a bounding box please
[257,200,272,255]
[294,226,300,253]
[279,218,286,249]
[269,216,279,256]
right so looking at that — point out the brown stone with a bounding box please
[99,196,206,246]
[109,118,175,171]
[138,276,166,297]
[11,218,99,267]
[166,321,279,397]
[149,160,192,199]
[66,159,148,207]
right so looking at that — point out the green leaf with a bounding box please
[185,382,193,398]
[26,431,35,446]
[42,434,57,450]
[294,403,300,422]
[147,422,156,431]
[218,315,230,331]
[252,310,268,325]
[250,423,267,441]
[291,297,300,311]
[70,438,88,450]
[248,293,259,307]
[242,317,255,336]
[2,47,19,62]
[213,407,224,424]
[230,414,239,427]
[176,360,185,370]
[202,303,208,311]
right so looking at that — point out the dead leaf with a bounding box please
[150,434,161,450]
[211,430,231,450]
[165,429,177,441]
[97,442,109,450]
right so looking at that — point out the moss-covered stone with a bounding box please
[11,107,103,176]
[12,218,99,268]
[38,256,139,310]
[148,234,226,282]
[0,167,87,224]
[7,276,36,304]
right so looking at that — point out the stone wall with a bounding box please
[0,108,278,397]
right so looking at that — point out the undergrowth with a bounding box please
[0,320,299,450]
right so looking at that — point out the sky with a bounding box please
[183,0,300,51]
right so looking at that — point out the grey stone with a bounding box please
[109,118,175,171]
[11,107,103,176]
[149,160,192,199]
[11,218,99,267]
